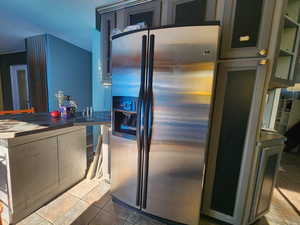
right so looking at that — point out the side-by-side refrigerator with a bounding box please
[110,24,220,225]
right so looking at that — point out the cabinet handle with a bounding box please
[240,35,250,42]
[259,49,268,56]
[259,59,268,65]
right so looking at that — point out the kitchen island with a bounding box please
[0,112,110,224]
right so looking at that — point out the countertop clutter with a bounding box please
[0,111,111,139]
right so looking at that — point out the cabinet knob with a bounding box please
[240,35,250,42]
[259,49,268,56]
[259,59,268,65]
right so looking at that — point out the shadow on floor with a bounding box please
[276,152,300,215]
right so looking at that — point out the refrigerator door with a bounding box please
[111,30,148,208]
[143,26,220,225]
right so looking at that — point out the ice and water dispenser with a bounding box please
[112,96,138,138]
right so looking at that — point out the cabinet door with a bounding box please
[58,129,86,187]
[101,12,116,84]
[251,146,282,221]
[161,0,215,25]
[10,137,59,209]
[220,0,276,58]
[202,60,268,224]
[116,0,161,30]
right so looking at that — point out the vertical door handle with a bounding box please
[137,35,147,152]
[145,34,155,153]
[136,35,147,206]
[142,34,155,209]
[146,34,155,151]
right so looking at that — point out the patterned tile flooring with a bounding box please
[277,152,300,212]
[3,153,300,225]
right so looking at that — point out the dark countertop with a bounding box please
[0,111,111,139]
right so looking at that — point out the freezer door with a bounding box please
[111,30,148,208]
[143,26,220,225]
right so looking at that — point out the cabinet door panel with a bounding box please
[101,12,116,83]
[130,11,154,27]
[117,0,161,30]
[221,0,276,58]
[175,0,206,25]
[162,0,209,26]
[231,0,263,48]
[250,146,282,221]
[58,130,86,186]
[10,137,59,208]
[202,60,268,223]
[211,68,256,216]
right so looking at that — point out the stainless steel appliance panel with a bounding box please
[111,30,148,208]
[111,31,148,98]
[143,26,219,225]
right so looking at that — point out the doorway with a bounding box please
[10,64,30,110]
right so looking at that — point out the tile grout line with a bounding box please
[35,212,55,225]
[67,191,87,200]
[87,207,103,225]
[276,187,300,217]
[35,192,82,225]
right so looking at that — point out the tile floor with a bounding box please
[3,152,300,225]
[3,178,298,225]
[277,152,300,212]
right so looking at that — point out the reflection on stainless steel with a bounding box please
[110,132,139,208]
[110,25,220,225]
[111,30,148,208]
[112,31,147,98]
[144,27,218,225]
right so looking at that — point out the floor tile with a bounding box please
[37,193,80,223]
[70,203,101,225]
[82,182,110,209]
[89,210,128,225]
[68,179,101,199]
[102,200,132,220]
[17,213,52,225]
[131,214,166,225]
[53,200,92,225]
[126,211,142,224]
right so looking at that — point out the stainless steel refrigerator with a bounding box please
[110,24,220,225]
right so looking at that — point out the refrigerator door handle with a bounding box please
[146,34,155,151]
[147,34,155,149]
[142,34,155,209]
[137,35,147,153]
[136,35,148,206]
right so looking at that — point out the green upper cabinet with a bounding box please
[161,0,216,25]
[220,0,276,59]
[116,0,161,31]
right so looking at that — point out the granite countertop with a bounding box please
[0,111,111,139]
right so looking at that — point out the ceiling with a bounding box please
[0,0,121,54]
